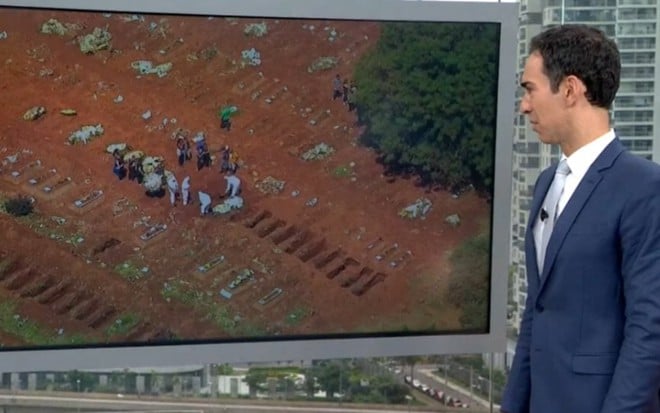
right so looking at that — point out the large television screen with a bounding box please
[0,0,517,371]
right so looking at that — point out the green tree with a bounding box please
[400,355,422,380]
[378,381,411,404]
[303,368,316,398]
[67,370,96,392]
[353,23,500,194]
[446,232,491,330]
[243,369,268,397]
[315,361,342,399]
[214,363,234,375]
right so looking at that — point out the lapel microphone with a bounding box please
[540,208,549,222]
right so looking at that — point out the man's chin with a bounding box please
[535,132,555,145]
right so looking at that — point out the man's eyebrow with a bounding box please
[520,80,532,89]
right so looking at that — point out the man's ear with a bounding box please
[562,75,586,106]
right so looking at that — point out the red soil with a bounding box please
[0,8,489,348]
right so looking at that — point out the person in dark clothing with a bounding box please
[128,158,144,184]
[196,138,211,171]
[347,81,357,112]
[176,135,191,166]
[332,74,342,100]
[219,107,233,131]
[221,115,231,131]
[220,145,231,173]
[112,150,126,180]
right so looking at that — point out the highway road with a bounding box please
[388,364,492,411]
[0,393,474,413]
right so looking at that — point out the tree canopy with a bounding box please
[446,232,491,330]
[353,23,500,194]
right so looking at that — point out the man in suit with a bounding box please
[502,25,660,413]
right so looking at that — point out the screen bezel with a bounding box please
[0,0,517,371]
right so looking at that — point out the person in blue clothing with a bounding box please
[112,149,126,180]
[502,24,660,413]
[194,134,211,171]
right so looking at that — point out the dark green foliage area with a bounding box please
[242,361,411,404]
[353,23,500,194]
[3,195,34,217]
[446,232,491,330]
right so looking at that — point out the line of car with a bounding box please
[404,375,470,409]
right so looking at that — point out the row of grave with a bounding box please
[5,152,288,295]
[0,154,172,243]
[0,250,168,343]
[232,71,336,131]
[241,209,414,297]
[1,153,291,310]
[192,253,286,309]
[1,157,305,345]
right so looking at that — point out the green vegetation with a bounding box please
[332,165,352,178]
[214,363,234,375]
[436,355,506,404]
[0,300,88,346]
[3,195,34,216]
[160,279,265,336]
[301,360,411,404]
[353,22,500,194]
[0,257,15,278]
[105,313,140,337]
[114,261,148,282]
[161,279,206,305]
[445,232,491,330]
[285,307,309,326]
[244,366,303,393]
[0,195,84,248]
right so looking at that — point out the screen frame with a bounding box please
[0,0,517,371]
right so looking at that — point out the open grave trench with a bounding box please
[243,208,393,297]
[0,153,208,342]
[0,14,453,337]
[0,108,414,341]
[0,145,322,337]
[0,249,169,344]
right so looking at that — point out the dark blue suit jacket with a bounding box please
[502,138,660,413]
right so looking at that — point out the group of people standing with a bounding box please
[332,74,358,112]
[169,131,243,215]
[112,149,147,183]
[174,133,212,171]
[109,130,243,217]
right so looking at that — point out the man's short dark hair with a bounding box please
[529,25,620,109]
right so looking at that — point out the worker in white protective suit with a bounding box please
[181,176,191,206]
[167,173,179,206]
[198,191,211,216]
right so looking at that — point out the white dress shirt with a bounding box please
[533,129,616,256]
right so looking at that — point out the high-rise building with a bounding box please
[508,0,659,336]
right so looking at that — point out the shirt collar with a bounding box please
[563,129,616,178]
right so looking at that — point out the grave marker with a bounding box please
[197,255,225,273]
[42,176,72,194]
[140,223,167,241]
[74,189,104,208]
[4,160,40,183]
[27,168,56,186]
[232,71,266,96]
[257,287,283,305]
[307,109,331,128]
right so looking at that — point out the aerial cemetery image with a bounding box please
[0,7,499,348]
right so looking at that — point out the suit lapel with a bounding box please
[537,138,625,293]
[527,169,554,279]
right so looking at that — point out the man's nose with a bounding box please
[519,97,530,114]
